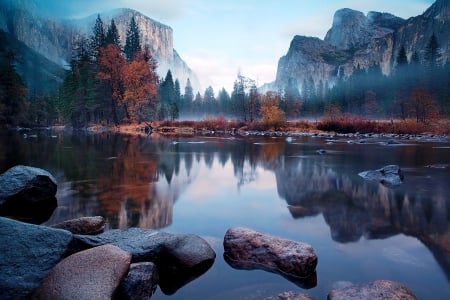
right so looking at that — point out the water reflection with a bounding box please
[1,131,449,283]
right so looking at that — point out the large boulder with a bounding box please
[72,228,216,268]
[223,227,318,287]
[0,217,73,299]
[32,244,131,300]
[117,262,159,300]
[72,228,216,295]
[50,216,106,235]
[0,165,57,223]
[327,280,417,300]
[358,165,404,186]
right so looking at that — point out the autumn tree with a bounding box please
[409,88,439,123]
[260,91,286,127]
[122,49,159,122]
[97,44,126,124]
[124,16,141,61]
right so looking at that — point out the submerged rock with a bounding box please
[265,291,314,300]
[0,217,73,299]
[0,165,57,223]
[50,216,106,235]
[32,244,131,300]
[223,227,317,287]
[358,165,403,186]
[327,280,417,300]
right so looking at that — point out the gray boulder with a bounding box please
[0,165,57,223]
[50,216,106,235]
[72,228,216,268]
[32,244,131,300]
[358,165,404,186]
[72,228,216,295]
[0,217,73,299]
[223,227,317,287]
[117,262,159,300]
[327,280,417,300]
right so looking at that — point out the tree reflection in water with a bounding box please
[3,132,448,282]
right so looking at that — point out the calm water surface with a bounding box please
[1,130,450,299]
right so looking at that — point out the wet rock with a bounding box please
[0,165,57,223]
[317,149,327,155]
[32,244,131,300]
[223,227,318,283]
[50,216,106,235]
[358,165,404,186]
[0,217,73,299]
[265,291,314,300]
[327,280,417,300]
[72,227,216,293]
[72,228,215,269]
[117,262,159,300]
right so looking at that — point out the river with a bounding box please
[1,129,449,299]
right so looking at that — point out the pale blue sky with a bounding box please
[37,0,434,93]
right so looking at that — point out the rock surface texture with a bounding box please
[327,280,417,300]
[0,165,57,219]
[50,216,106,235]
[32,244,131,300]
[117,262,159,300]
[0,217,73,299]
[223,227,318,279]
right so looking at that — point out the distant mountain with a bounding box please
[0,2,200,92]
[69,8,201,92]
[272,0,450,92]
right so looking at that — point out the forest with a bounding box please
[0,14,449,131]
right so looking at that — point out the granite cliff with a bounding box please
[273,0,450,92]
[0,2,200,92]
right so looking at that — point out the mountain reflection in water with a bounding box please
[1,131,449,298]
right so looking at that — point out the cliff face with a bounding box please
[0,3,200,92]
[87,8,201,92]
[274,0,449,92]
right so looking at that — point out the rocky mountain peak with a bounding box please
[424,0,450,20]
[324,8,400,51]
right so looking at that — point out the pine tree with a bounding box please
[396,46,408,69]
[105,19,121,48]
[90,14,105,60]
[124,16,141,61]
[425,33,440,70]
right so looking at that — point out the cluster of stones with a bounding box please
[0,165,418,299]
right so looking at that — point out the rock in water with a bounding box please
[0,217,73,299]
[358,165,403,186]
[32,244,131,300]
[223,227,317,283]
[117,262,159,300]
[327,280,417,300]
[0,165,57,223]
[50,216,106,235]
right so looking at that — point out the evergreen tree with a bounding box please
[124,16,141,61]
[424,33,440,70]
[0,34,26,127]
[90,14,105,60]
[159,70,176,105]
[105,19,121,48]
[396,46,408,69]
[183,78,194,114]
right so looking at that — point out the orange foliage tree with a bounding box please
[122,49,159,123]
[98,45,159,124]
[260,91,286,127]
[409,88,439,124]
[97,44,126,124]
